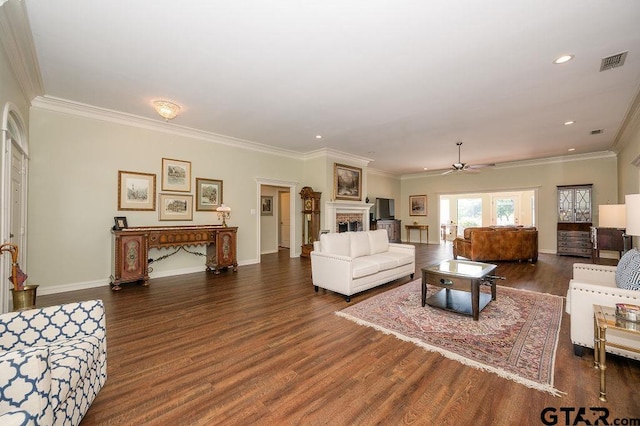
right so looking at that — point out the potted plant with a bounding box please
[1,243,37,311]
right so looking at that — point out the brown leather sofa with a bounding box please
[453,226,538,263]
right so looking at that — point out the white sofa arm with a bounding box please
[0,347,53,424]
[387,243,416,256]
[572,263,617,285]
[567,275,640,359]
[311,251,355,296]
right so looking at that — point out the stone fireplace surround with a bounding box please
[325,201,374,234]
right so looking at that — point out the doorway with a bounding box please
[279,191,290,248]
[257,179,297,260]
[2,104,29,312]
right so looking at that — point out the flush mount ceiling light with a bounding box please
[554,54,574,64]
[153,100,181,121]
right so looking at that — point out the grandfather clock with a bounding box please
[300,186,321,258]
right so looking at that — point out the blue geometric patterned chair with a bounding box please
[0,300,107,425]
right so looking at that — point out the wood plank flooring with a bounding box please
[37,244,639,425]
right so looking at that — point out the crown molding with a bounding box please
[31,95,308,160]
[0,0,44,102]
[303,148,372,167]
[401,151,617,180]
[612,84,640,152]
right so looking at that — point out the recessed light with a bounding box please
[568,148,576,152]
[423,167,429,171]
[564,120,575,126]
[315,135,322,139]
[554,55,574,64]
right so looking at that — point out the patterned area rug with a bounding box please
[336,279,564,395]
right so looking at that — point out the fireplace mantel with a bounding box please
[325,201,374,233]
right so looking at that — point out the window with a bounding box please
[457,198,482,231]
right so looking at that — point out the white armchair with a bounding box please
[566,263,640,358]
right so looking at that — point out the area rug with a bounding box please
[335,279,564,396]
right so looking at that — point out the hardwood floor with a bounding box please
[38,244,639,425]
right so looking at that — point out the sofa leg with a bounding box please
[346,296,351,302]
[573,344,585,357]
[314,285,319,292]
[410,273,414,279]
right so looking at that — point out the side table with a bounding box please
[405,224,429,244]
[593,304,640,402]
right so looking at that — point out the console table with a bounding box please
[405,224,429,244]
[110,225,238,290]
[591,227,629,262]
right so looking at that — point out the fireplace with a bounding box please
[325,201,374,234]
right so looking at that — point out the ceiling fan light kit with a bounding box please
[442,142,495,175]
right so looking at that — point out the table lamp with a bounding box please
[216,204,231,227]
[625,194,640,248]
[598,204,626,228]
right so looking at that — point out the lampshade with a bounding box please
[598,204,626,228]
[216,204,231,213]
[625,194,640,237]
[153,100,180,120]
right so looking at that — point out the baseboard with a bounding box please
[37,260,259,295]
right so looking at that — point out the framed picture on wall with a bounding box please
[161,158,191,192]
[118,170,156,211]
[261,196,273,216]
[409,195,427,216]
[195,178,223,211]
[159,193,193,221]
[334,163,362,201]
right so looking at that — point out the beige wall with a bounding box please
[27,108,309,292]
[401,155,618,252]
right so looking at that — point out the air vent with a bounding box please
[590,129,604,135]
[600,51,628,71]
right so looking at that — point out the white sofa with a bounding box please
[0,300,107,425]
[566,263,640,359]
[311,229,415,302]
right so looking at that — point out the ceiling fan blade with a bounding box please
[441,169,455,175]
[467,163,496,170]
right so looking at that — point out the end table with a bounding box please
[593,304,640,402]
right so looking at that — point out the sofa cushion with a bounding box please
[350,232,371,258]
[47,335,101,412]
[320,232,351,257]
[351,258,380,279]
[365,254,399,271]
[615,249,640,291]
[373,251,414,267]
[368,229,390,254]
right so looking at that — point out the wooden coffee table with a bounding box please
[421,259,498,321]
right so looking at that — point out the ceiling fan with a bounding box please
[441,142,495,175]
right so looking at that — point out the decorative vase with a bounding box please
[11,284,39,311]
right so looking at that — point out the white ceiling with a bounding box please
[21,0,640,174]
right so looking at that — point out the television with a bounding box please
[375,198,395,220]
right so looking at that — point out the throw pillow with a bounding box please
[615,248,640,291]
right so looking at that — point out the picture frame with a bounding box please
[409,195,428,216]
[113,216,128,230]
[195,178,223,211]
[159,193,193,221]
[118,170,156,211]
[261,196,273,216]
[161,158,191,192]
[334,163,362,201]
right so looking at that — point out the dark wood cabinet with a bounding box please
[111,225,238,290]
[591,227,628,261]
[557,185,592,257]
[376,219,402,243]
